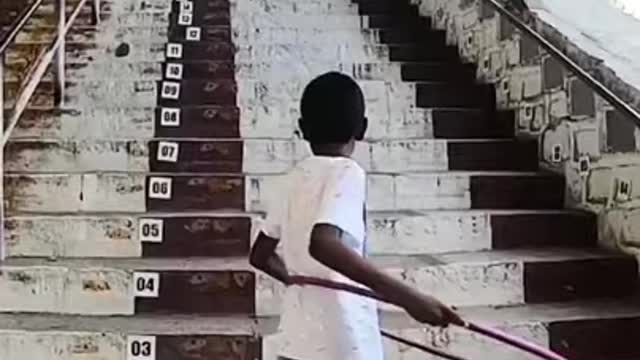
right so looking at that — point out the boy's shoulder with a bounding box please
[292,157,365,189]
[297,156,364,175]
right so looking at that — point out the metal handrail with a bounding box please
[0,0,101,261]
[483,0,640,126]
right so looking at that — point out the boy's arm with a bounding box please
[309,224,464,327]
[249,232,290,285]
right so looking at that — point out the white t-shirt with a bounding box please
[259,155,384,360]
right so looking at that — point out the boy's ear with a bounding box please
[354,117,368,141]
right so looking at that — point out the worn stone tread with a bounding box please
[0,297,639,333]
[4,209,595,258]
[372,247,633,266]
[4,171,564,214]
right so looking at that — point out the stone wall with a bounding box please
[411,0,640,257]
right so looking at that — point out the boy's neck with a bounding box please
[310,143,354,158]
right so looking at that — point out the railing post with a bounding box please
[0,55,4,262]
[91,0,101,25]
[53,0,66,105]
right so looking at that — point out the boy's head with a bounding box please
[299,72,368,151]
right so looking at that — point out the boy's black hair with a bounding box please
[299,72,368,144]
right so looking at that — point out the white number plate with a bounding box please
[133,272,160,298]
[148,177,172,200]
[139,219,164,243]
[127,335,157,360]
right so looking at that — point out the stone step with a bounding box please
[0,248,638,315]
[376,298,640,360]
[5,209,595,258]
[2,248,633,315]
[16,0,364,21]
[8,105,437,140]
[3,42,416,65]
[28,11,170,27]
[16,25,413,45]
[5,172,565,214]
[2,298,640,359]
[7,106,511,142]
[23,9,364,29]
[4,138,537,174]
[0,258,256,315]
[6,213,255,258]
[262,248,638,315]
[369,209,597,255]
[4,60,480,87]
[0,313,261,360]
[3,79,238,109]
[5,78,457,112]
[177,0,358,16]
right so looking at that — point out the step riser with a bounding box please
[6,212,595,258]
[5,174,564,213]
[447,140,538,171]
[357,2,419,17]
[550,317,640,359]
[432,110,515,138]
[401,63,477,82]
[375,29,445,46]
[1,257,634,315]
[366,14,431,29]
[389,45,460,62]
[5,139,538,174]
[524,259,638,303]
[470,176,565,209]
[417,84,496,109]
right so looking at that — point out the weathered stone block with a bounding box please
[499,15,516,41]
[606,110,637,152]
[570,79,596,117]
[508,65,542,102]
[543,57,564,90]
[520,35,540,63]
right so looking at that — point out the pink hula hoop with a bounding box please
[288,275,570,360]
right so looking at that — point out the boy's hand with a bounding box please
[403,291,465,327]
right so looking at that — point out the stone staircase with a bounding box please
[1,0,640,359]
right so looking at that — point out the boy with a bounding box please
[250,72,463,360]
